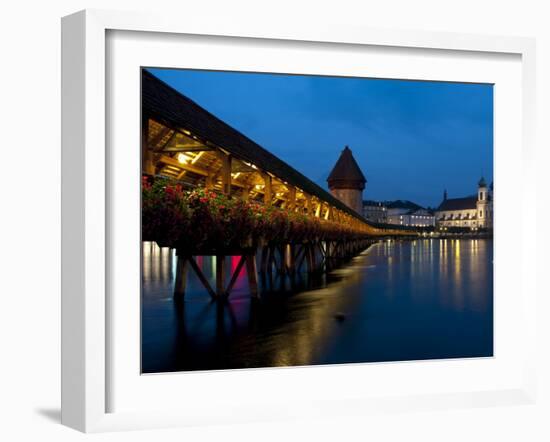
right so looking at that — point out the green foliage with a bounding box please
[142,176,369,252]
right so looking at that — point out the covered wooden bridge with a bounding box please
[141,70,414,300]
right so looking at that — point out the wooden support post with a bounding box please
[267,246,276,276]
[174,255,188,298]
[242,186,251,202]
[263,173,272,206]
[306,194,312,215]
[287,186,296,211]
[260,246,270,274]
[187,256,217,299]
[205,174,214,190]
[287,244,295,275]
[216,255,226,298]
[141,114,155,175]
[218,152,232,195]
[318,242,326,268]
[225,255,247,296]
[245,254,260,298]
[296,245,307,272]
[307,244,317,273]
[315,201,322,218]
[278,245,287,275]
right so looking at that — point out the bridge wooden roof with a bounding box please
[142,69,372,224]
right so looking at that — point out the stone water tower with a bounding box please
[327,146,366,214]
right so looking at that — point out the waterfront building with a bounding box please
[435,178,493,229]
[327,146,367,215]
[363,200,387,223]
[385,200,435,227]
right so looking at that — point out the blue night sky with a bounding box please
[147,68,493,209]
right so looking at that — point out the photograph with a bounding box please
[140,67,494,374]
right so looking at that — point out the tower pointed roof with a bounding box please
[478,176,487,187]
[327,146,366,190]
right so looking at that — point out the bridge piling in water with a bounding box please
[174,255,188,299]
[171,238,379,301]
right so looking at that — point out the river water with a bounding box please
[142,238,493,373]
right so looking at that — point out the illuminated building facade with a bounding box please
[385,200,435,227]
[435,178,493,229]
[362,200,387,223]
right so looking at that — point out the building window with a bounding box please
[479,210,483,218]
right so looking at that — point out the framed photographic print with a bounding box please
[61,9,538,432]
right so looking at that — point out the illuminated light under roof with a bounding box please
[177,153,190,164]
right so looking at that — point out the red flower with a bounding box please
[142,174,372,249]
[141,176,151,190]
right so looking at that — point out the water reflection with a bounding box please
[142,239,493,373]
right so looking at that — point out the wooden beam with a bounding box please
[217,152,232,195]
[142,115,155,175]
[173,255,188,299]
[225,255,247,296]
[157,154,245,190]
[231,162,258,173]
[160,130,201,149]
[158,154,209,176]
[187,256,216,299]
[149,126,172,151]
[205,174,214,190]
[163,145,214,153]
[305,194,312,215]
[216,255,226,297]
[155,131,177,153]
[245,254,260,298]
[263,173,272,206]
[287,186,296,211]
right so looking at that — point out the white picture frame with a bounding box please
[61,9,537,433]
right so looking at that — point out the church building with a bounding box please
[435,178,493,229]
[327,146,366,215]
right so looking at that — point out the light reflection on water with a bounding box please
[142,239,493,373]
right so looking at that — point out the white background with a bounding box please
[0,1,548,441]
